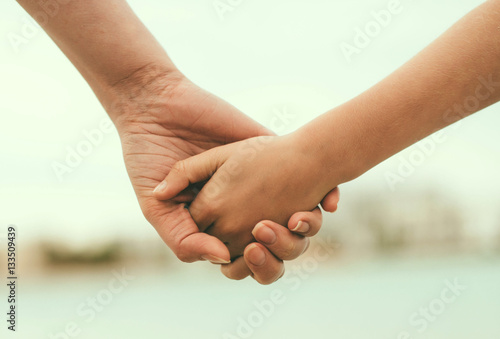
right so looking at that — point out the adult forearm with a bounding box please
[16,0,177,117]
[300,0,500,185]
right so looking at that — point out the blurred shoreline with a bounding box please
[3,234,499,278]
[2,191,499,277]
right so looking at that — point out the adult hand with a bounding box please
[15,0,339,284]
[110,66,338,283]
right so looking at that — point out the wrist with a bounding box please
[285,126,350,197]
[100,63,184,126]
[290,106,371,189]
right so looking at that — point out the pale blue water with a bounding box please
[5,253,500,339]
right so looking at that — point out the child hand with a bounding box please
[154,135,337,259]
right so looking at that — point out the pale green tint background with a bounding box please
[1,0,499,338]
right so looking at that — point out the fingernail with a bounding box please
[247,246,266,266]
[252,223,276,245]
[202,255,231,264]
[292,221,310,233]
[153,181,167,194]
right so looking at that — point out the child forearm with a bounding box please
[297,0,500,186]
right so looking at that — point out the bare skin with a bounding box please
[15,0,339,284]
[156,0,500,253]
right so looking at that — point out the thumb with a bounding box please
[153,146,230,200]
[177,232,231,264]
[156,203,231,264]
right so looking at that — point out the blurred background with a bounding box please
[1,0,500,338]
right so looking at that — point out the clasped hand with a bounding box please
[154,134,340,278]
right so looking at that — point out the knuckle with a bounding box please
[216,223,239,238]
[251,259,284,285]
[221,261,249,281]
[258,266,286,285]
[224,270,248,281]
[175,250,193,263]
[174,235,197,264]
[190,200,215,225]
[171,160,186,175]
[305,226,319,237]
[254,273,279,285]
[281,240,298,260]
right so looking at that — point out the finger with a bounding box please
[252,221,309,260]
[244,243,285,285]
[169,190,197,203]
[320,187,340,213]
[203,218,256,258]
[220,256,251,281]
[154,203,230,264]
[170,182,206,203]
[286,206,323,237]
[153,147,229,200]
